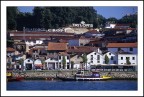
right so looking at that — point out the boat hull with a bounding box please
[7,77,24,82]
[57,76,109,81]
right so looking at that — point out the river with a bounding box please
[7,80,137,90]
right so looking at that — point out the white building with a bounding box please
[45,53,71,70]
[86,48,103,69]
[118,54,137,65]
[105,23,116,28]
[103,51,117,65]
[107,43,137,54]
[34,59,43,70]
[23,58,34,70]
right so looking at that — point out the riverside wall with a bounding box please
[12,70,137,80]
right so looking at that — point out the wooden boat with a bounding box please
[7,71,24,82]
[57,70,112,81]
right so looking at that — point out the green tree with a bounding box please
[62,56,66,69]
[118,13,137,28]
[81,54,87,69]
[104,55,109,64]
[7,7,19,30]
[71,61,74,69]
[126,57,131,65]
[107,17,118,24]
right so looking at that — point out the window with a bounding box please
[91,61,93,63]
[97,61,100,63]
[132,57,135,60]
[97,55,100,60]
[113,61,116,64]
[130,48,133,51]
[59,56,61,59]
[111,56,114,60]
[91,55,93,57]
[91,58,93,60]
[121,57,123,60]
[50,58,52,60]
[126,57,129,60]
[80,43,83,46]
[118,48,121,51]
[28,60,30,62]
[121,63,123,64]
[94,53,96,55]
[109,53,111,55]
[67,56,69,59]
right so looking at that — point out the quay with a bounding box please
[11,70,137,81]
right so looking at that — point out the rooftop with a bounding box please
[107,43,137,48]
[7,47,15,52]
[48,42,67,51]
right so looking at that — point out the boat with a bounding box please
[7,70,24,82]
[57,70,112,81]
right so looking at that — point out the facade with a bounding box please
[34,59,43,70]
[86,48,103,69]
[103,51,117,65]
[118,54,137,65]
[45,54,71,70]
[23,58,34,70]
[107,43,137,54]
[84,30,105,38]
[7,47,15,57]
[68,37,90,46]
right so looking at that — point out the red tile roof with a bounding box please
[68,46,98,53]
[7,47,15,52]
[107,43,137,48]
[48,42,67,51]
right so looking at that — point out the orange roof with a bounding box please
[7,47,15,52]
[68,46,98,53]
[107,43,137,48]
[48,42,67,51]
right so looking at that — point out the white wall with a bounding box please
[118,54,137,65]
[87,51,103,66]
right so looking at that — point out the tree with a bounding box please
[118,13,137,28]
[71,61,74,69]
[107,17,118,23]
[81,53,87,69]
[62,56,66,69]
[7,7,19,30]
[105,55,109,64]
[126,57,131,65]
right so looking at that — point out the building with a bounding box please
[84,30,105,38]
[34,59,43,70]
[68,36,90,46]
[86,48,103,69]
[45,52,71,70]
[106,43,137,54]
[7,47,15,57]
[103,51,116,65]
[118,52,137,65]
[23,58,34,70]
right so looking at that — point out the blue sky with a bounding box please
[18,6,137,19]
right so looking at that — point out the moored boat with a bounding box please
[57,70,112,81]
[7,71,24,82]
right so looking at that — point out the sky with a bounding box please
[18,6,137,19]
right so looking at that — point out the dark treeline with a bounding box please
[7,7,137,31]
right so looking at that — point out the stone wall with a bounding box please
[12,70,137,79]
